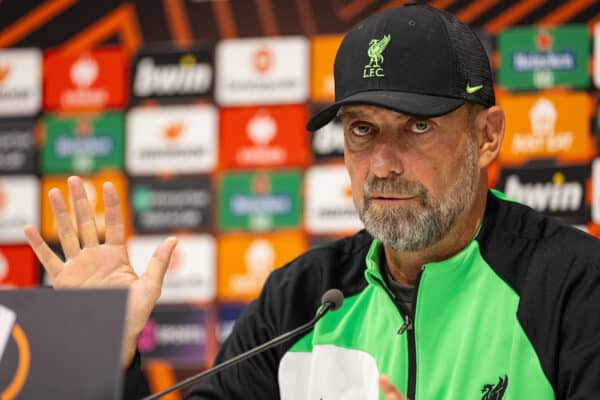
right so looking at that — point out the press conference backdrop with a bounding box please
[0,0,599,396]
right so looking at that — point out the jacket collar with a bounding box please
[363,199,488,289]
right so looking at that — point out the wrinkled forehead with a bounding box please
[337,104,419,121]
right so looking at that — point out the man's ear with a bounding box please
[477,106,505,169]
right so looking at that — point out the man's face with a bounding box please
[341,104,480,252]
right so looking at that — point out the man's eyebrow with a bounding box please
[338,109,368,120]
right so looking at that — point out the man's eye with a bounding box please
[410,121,431,134]
[351,124,372,136]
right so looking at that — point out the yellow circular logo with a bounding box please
[1,324,30,400]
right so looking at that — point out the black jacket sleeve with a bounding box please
[556,259,600,399]
[122,350,151,399]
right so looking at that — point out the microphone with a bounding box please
[142,288,344,400]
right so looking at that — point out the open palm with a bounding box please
[24,176,177,367]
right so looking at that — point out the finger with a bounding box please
[103,182,125,245]
[49,187,81,258]
[142,237,178,289]
[379,376,407,400]
[23,225,64,279]
[68,176,99,248]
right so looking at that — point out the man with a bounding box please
[24,3,600,400]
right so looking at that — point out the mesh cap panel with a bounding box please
[436,8,495,106]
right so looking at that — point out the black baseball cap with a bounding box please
[306,3,495,131]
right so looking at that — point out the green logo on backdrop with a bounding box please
[132,186,152,212]
[42,113,124,174]
[363,34,391,78]
[219,171,302,231]
[498,25,589,90]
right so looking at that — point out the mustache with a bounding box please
[363,176,427,197]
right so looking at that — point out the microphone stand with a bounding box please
[141,301,336,400]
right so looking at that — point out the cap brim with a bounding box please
[306,91,465,131]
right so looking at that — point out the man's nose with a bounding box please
[370,136,404,178]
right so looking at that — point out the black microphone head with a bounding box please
[321,289,344,311]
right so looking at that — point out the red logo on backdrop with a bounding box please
[71,55,99,88]
[76,118,92,136]
[0,65,9,85]
[163,122,185,142]
[252,174,271,194]
[0,246,38,287]
[343,184,353,200]
[253,47,273,74]
[0,183,6,213]
[247,110,276,145]
[219,105,310,169]
[536,31,552,51]
[43,47,127,111]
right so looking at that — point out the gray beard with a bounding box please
[357,138,478,252]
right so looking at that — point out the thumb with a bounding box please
[142,236,178,287]
[379,376,407,400]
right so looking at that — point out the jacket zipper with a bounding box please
[368,266,424,399]
[393,268,424,400]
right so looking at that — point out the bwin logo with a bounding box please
[134,57,212,97]
[504,173,582,212]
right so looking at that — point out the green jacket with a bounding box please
[146,190,600,399]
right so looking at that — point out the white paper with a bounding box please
[0,304,16,361]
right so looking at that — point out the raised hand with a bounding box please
[23,176,177,367]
